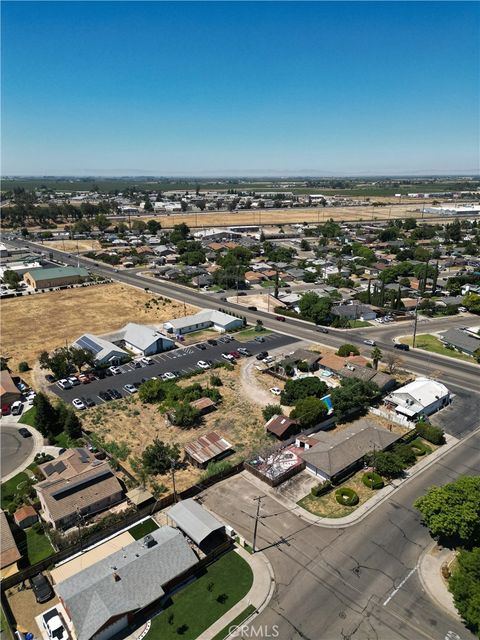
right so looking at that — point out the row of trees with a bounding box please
[39,346,95,379]
[33,393,82,441]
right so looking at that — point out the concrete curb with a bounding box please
[417,542,460,622]
[1,422,45,482]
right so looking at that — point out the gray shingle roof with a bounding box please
[56,527,197,640]
[168,499,224,546]
[441,328,480,355]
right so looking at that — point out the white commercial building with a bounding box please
[163,309,243,335]
[384,377,450,420]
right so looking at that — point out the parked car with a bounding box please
[276,316,286,322]
[83,397,96,407]
[161,372,176,381]
[247,306,258,311]
[109,388,122,399]
[132,361,142,369]
[42,608,69,640]
[229,351,241,359]
[394,343,410,351]
[124,383,137,394]
[57,379,72,390]
[363,339,376,346]
[256,351,268,360]
[11,401,24,416]
[140,356,153,365]
[196,343,207,350]
[68,376,81,386]
[72,398,86,410]
[270,387,281,396]
[207,339,217,346]
[254,336,265,343]
[45,374,55,383]
[18,427,32,438]
[221,353,234,361]
[458,306,467,312]
[99,391,112,401]
[108,366,121,375]
[78,374,90,384]
[197,360,211,369]
[237,347,252,356]
[263,355,274,363]
[25,391,36,405]
[30,574,54,604]
[1,404,11,416]
[104,368,113,377]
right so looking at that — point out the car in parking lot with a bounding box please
[108,366,122,375]
[132,361,142,369]
[363,339,376,346]
[237,347,252,356]
[197,360,211,369]
[18,427,32,438]
[68,376,81,386]
[207,339,217,346]
[124,383,137,394]
[72,398,86,410]
[254,336,265,343]
[229,351,241,359]
[394,343,410,351]
[196,343,207,350]
[99,390,112,402]
[140,356,153,365]
[25,391,36,405]
[263,355,274,363]
[57,379,72,390]
[83,397,96,407]
[270,387,281,395]
[108,388,122,399]
[30,573,54,604]
[256,351,268,360]
[221,352,234,361]
[45,374,56,383]
[161,372,177,381]
[78,373,90,384]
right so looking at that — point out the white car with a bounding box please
[197,360,210,369]
[109,366,121,375]
[25,391,36,405]
[161,372,176,381]
[363,339,376,346]
[140,356,153,365]
[43,609,69,640]
[72,398,86,410]
[11,401,24,416]
[263,355,274,363]
[68,376,80,386]
[221,353,234,361]
[57,379,72,390]
[270,387,281,396]
[458,306,467,312]
[124,383,137,394]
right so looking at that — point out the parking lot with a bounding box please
[51,332,298,406]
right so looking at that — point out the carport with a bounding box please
[168,498,225,552]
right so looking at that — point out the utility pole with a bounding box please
[252,495,264,553]
[412,296,420,348]
[170,459,177,503]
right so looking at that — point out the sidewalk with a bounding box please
[241,431,465,528]
[417,543,460,621]
[198,546,275,640]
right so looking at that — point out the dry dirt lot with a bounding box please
[82,367,271,493]
[6,585,60,636]
[228,293,286,313]
[42,239,103,252]
[0,284,197,385]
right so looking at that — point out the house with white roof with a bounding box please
[384,377,450,420]
[163,309,243,335]
[73,334,129,366]
[111,323,175,356]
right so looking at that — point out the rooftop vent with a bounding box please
[113,573,121,582]
[143,534,157,548]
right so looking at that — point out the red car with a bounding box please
[229,351,241,359]
[276,316,286,322]
[1,404,11,416]
[78,374,90,384]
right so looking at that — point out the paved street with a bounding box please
[0,424,34,477]
[201,428,480,640]
[51,332,298,404]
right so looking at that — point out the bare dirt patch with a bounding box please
[0,284,197,385]
[82,367,271,493]
[42,239,103,252]
[229,293,285,313]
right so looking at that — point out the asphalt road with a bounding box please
[201,427,480,640]
[1,425,34,477]
[51,332,298,405]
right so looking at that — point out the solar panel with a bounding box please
[77,335,103,354]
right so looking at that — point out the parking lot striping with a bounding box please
[383,566,418,606]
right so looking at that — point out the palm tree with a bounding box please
[371,347,383,370]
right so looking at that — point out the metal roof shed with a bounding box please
[168,499,225,550]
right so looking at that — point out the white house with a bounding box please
[163,309,243,335]
[384,377,450,420]
[120,323,175,356]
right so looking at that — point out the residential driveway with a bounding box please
[274,469,318,503]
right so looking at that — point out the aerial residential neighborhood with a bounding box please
[1,2,479,640]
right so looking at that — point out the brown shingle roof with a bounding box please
[0,510,21,569]
[265,415,298,438]
[318,354,368,372]
[13,505,37,525]
[0,370,20,398]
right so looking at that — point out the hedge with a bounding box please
[311,480,332,497]
[415,421,445,445]
[409,438,432,456]
[335,487,359,506]
[362,471,384,490]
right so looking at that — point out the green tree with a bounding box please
[393,443,416,466]
[94,214,110,232]
[138,379,172,403]
[2,270,21,289]
[330,378,379,421]
[414,476,480,546]
[147,219,161,235]
[262,404,282,421]
[18,361,30,372]
[39,347,72,379]
[132,219,147,233]
[281,377,328,406]
[64,408,82,439]
[300,239,311,251]
[290,397,328,429]
[336,343,360,357]
[33,393,58,438]
[366,450,405,478]
[298,292,333,325]
[143,196,153,212]
[141,438,180,475]
[449,547,480,635]
[370,347,383,370]
[463,293,480,315]
[171,402,201,427]
[70,347,95,372]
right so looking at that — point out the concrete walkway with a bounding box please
[198,546,275,640]
[418,543,460,621]
[241,429,473,528]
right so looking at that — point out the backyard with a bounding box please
[145,550,253,640]
[14,525,55,565]
[400,335,477,364]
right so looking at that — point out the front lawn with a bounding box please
[19,406,36,426]
[145,550,253,640]
[0,472,30,510]
[234,327,272,342]
[400,335,477,364]
[348,320,371,328]
[129,518,159,541]
[211,605,256,640]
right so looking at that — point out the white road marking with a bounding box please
[383,566,418,606]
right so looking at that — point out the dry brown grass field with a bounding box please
[42,239,103,252]
[0,284,197,383]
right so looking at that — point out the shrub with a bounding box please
[311,480,332,497]
[262,404,282,422]
[200,460,233,481]
[393,443,417,466]
[337,343,360,357]
[410,438,431,456]
[335,487,359,506]
[362,471,384,490]
[415,421,446,445]
[19,361,30,372]
[210,375,222,387]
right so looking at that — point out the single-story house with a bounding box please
[0,510,21,579]
[244,271,263,285]
[0,370,21,407]
[318,353,369,375]
[35,448,124,529]
[168,498,226,552]
[440,328,480,356]
[384,377,450,420]
[331,304,377,321]
[56,527,198,640]
[300,421,402,482]
[281,348,322,371]
[23,266,88,289]
[189,397,217,416]
[163,309,243,335]
[339,365,396,392]
[265,415,299,440]
[73,334,129,366]
[184,431,233,468]
[13,505,38,529]
[192,274,213,287]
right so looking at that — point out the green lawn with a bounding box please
[348,320,371,328]
[234,327,272,342]
[0,472,30,510]
[52,432,80,449]
[129,518,159,541]
[400,335,477,364]
[145,551,253,640]
[211,605,256,640]
[19,406,36,426]
[22,527,55,565]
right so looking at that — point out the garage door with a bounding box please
[92,615,128,640]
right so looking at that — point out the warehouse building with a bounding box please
[24,266,88,289]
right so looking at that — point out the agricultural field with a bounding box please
[81,366,272,493]
[0,284,197,385]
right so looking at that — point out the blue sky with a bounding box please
[1,1,479,176]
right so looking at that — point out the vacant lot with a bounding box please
[42,239,104,252]
[82,366,271,493]
[0,284,197,384]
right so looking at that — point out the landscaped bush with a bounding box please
[311,480,332,497]
[409,438,431,456]
[19,361,30,372]
[415,421,446,445]
[362,471,384,490]
[335,487,359,506]
[200,460,233,482]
